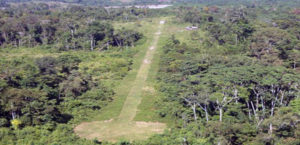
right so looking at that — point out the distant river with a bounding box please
[105,4,172,9]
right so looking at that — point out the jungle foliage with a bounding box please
[145,4,300,145]
[0,1,300,145]
[0,3,148,145]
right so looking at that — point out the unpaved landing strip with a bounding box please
[75,20,166,142]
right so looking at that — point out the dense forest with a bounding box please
[0,0,300,145]
[148,5,300,144]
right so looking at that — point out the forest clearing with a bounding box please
[74,20,167,142]
[0,0,299,145]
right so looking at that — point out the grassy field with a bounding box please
[74,18,169,142]
[133,18,171,123]
[73,17,202,142]
[81,18,159,121]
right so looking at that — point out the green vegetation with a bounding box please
[75,18,167,142]
[0,0,300,145]
[143,4,300,145]
[0,4,155,145]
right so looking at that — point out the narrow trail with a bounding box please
[75,20,166,142]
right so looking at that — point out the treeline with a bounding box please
[177,5,300,68]
[146,5,300,145]
[177,0,300,7]
[6,0,170,6]
[0,4,148,51]
[5,0,300,7]
[4,0,116,6]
